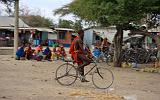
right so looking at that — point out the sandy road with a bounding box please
[0,55,159,100]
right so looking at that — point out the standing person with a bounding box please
[69,30,91,82]
[101,38,111,52]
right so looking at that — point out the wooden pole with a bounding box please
[14,0,19,58]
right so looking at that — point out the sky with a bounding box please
[20,0,73,23]
[0,0,74,23]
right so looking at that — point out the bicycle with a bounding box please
[92,47,112,66]
[121,48,137,67]
[55,57,114,89]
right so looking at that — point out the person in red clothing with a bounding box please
[69,30,91,82]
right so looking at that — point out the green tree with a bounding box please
[0,0,14,16]
[57,19,83,31]
[21,15,54,27]
[0,0,14,5]
[73,20,83,31]
[54,0,160,67]
[58,19,74,28]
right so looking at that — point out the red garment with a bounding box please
[60,47,66,57]
[69,37,83,64]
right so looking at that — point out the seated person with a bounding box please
[35,50,43,61]
[43,46,51,60]
[92,46,101,58]
[59,45,67,60]
[56,46,63,60]
[92,46,102,62]
[24,44,32,60]
[35,44,43,53]
[16,45,25,60]
[51,46,58,60]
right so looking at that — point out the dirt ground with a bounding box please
[0,55,159,100]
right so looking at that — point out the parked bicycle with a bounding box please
[145,48,158,63]
[121,48,137,67]
[92,47,113,66]
[55,57,114,89]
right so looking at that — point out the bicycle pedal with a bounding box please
[81,79,90,82]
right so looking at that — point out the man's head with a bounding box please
[77,30,84,39]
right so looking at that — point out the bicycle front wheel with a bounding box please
[92,67,114,89]
[55,63,78,86]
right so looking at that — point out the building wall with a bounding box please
[42,32,48,41]
[48,33,57,40]
[65,31,72,41]
[84,29,94,48]
[56,30,73,47]
[84,27,130,47]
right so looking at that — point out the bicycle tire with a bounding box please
[55,63,78,86]
[92,67,114,89]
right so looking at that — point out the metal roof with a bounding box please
[54,28,74,31]
[0,16,29,27]
[35,27,54,33]
[0,26,55,33]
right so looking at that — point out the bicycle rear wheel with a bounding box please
[55,63,78,86]
[92,67,114,89]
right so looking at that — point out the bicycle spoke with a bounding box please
[96,68,103,79]
[55,74,67,80]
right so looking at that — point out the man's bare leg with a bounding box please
[77,54,91,82]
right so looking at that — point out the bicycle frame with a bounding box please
[81,58,98,77]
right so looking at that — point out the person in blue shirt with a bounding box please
[43,46,51,60]
[92,46,101,62]
[16,45,25,60]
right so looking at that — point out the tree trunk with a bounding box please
[14,0,19,58]
[113,26,123,67]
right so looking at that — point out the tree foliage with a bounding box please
[73,20,83,31]
[54,0,160,67]
[58,19,83,31]
[0,0,14,5]
[58,19,74,28]
[0,0,15,15]
[21,15,54,27]
[54,0,160,28]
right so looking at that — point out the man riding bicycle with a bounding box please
[69,30,92,82]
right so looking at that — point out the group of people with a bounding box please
[16,44,66,61]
